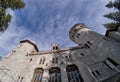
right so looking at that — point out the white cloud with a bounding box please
[0,10,30,57]
[0,0,113,57]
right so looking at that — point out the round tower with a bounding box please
[69,23,104,45]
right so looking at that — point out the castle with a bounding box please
[0,23,120,82]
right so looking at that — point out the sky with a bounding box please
[0,0,112,57]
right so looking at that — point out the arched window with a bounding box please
[66,64,84,82]
[49,67,61,82]
[31,68,44,82]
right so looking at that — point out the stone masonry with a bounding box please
[0,23,120,82]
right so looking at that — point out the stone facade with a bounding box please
[0,23,120,82]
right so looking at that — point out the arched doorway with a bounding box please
[66,64,84,82]
[31,68,44,82]
[49,67,61,82]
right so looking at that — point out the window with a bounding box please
[90,63,108,77]
[65,56,69,61]
[85,44,90,48]
[56,58,58,63]
[69,56,72,61]
[107,57,118,66]
[17,77,20,82]
[65,55,72,62]
[16,76,23,82]
[49,67,61,82]
[103,37,109,41]
[88,61,117,81]
[52,58,58,64]
[39,59,42,64]
[42,58,45,64]
[76,33,80,38]
[39,57,46,64]
[80,53,84,56]
[29,58,32,63]
[87,41,92,45]
[31,68,44,82]
[66,64,84,82]
[56,46,59,50]
[52,43,59,50]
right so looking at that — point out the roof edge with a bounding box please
[20,39,39,51]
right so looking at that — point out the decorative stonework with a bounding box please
[29,44,86,56]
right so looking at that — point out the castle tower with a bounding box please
[69,23,120,82]
[0,23,120,82]
[69,23,109,45]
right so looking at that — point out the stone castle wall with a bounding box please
[0,23,120,82]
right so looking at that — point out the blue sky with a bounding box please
[0,0,111,57]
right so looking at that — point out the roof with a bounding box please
[20,39,39,51]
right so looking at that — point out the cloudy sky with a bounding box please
[0,0,112,57]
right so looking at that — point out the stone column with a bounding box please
[61,64,68,82]
[42,68,49,82]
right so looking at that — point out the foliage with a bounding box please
[0,0,25,32]
[104,0,120,30]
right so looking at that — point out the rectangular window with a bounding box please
[39,59,42,64]
[52,58,58,64]
[107,58,118,66]
[42,59,45,64]
[104,62,113,70]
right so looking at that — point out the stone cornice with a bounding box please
[28,44,88,56]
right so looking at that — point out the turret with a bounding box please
[69,23,104,45]
[105,27,120,42]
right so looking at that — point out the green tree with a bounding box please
[103,0,120,30]
[0,0,25,32]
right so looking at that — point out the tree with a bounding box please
[0,0,25,32]
[103,0,120,30]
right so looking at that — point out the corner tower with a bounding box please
[69,23,120,82]
[69,23,104,45]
